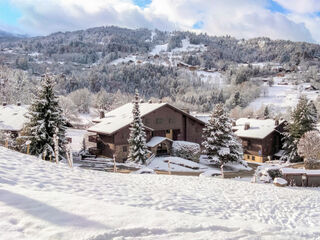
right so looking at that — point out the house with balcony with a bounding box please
[88,101,206,162]
[233,118,286,163]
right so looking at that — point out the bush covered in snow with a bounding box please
[172,141,200,163]
[253,165,282,183]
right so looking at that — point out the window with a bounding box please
[156,118,163,124]
[166,129,170,134]
[247,155,250,160]
[123,146,127,152]
[252,156,255,160]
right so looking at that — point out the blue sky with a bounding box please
[267,0,288,14]
[133,0,151,8]
[0,1,21,26]
[0,0,319,43]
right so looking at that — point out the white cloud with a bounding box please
[273,0,320,14]
[7,0,318,43]
[287,13,320,43]
[10,0,175,35]
[147,0,314,42]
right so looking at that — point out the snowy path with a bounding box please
[0,147,320,239]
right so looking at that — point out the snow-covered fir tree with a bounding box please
[281,96,318,162]
[25,74,67,161]
[202,103,243,165]
[128,90,148,164]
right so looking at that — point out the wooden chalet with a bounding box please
[233,118,286,163]
[88,102,206,162]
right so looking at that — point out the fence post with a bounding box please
[27,144,30,154]
[221,164,224,178]
[113,154,117,173]
[168,159,171,175]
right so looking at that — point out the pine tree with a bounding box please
[217,90,224,103]
[264,106,270,119]
[202,103,243,165]
[281,96,318,162]
[128,90,148,164]
[25,74,67,161]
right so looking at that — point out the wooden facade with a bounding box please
[89,103,205,162]
[234,119,286,163]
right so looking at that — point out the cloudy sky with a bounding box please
[0,0,320,43]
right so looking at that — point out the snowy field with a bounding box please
[249,76,319,112]
[1,147,320,239]
[150,38,206,56]
[196,71,225,86]
[147,156,209,172]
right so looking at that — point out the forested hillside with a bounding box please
[1,25,320,115]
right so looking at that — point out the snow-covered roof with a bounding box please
[0,105,28,132]
[88,102,166,135]
[88,102,205,135]
[193,113,210,123]
[233,118,285,139]
[147,136,172,148]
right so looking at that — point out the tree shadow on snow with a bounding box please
[0,189,107,229]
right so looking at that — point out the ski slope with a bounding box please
[0,147,320,239]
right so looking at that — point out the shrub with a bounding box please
[172,141,200,163]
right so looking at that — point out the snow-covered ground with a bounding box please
[196,70,225,85]
[249,76,319,112]
[149,38,206,56]
[1,147,320,239]
[109,55,137,65]
[147,156,208,172]
[150,43,168,56]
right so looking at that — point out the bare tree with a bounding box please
[297,130,320,169]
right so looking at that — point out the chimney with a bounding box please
[2,102,7,106]
[244,123,250,130]
[148,99,152,104]
[232,121,236,127]
[275,119,279,126]
[17,102,21,106]
[99,110,105,119]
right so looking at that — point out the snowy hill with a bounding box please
[0,30,26,42]
[1,147,320,239]
[249,75,319,113]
